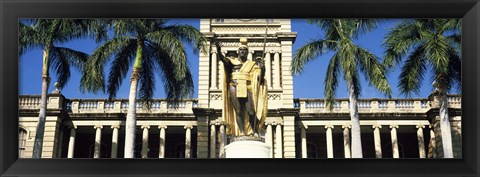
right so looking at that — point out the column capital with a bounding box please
[325,125,334,129]
[275,50,282,54]
[214,120,227,126]
[141,125,150,129]
[389,125,399,129]
[158,125,168,129]
[299,124,308,130]
[341,124,351,129]
[429,124,434,129]
[272,121,283,126]
[184,125,193,129]
[372,125,382,129]
[111,125,120,129]
[69,125,77,130]
[416,125,426,129]
[94,125,103,129]
[211,50,217,54]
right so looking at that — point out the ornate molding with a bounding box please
[210,93,222,100]
[268,94,281,100]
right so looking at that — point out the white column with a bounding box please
[158,125,167,158]
[210,124,216,158]
[342,125,351,158]
[67,127,76,158]
[185,125,193,158]
[325,125,334,158]
[275,123,283,158]
[219,51,226,92]
[390,125,399,158]
[93,125,103,158]
[273,51,281,89]
[141,125,150,158]
[301,125,307,158]
[111,125,120,158]
[265,123,273,158]
[211,51,218,89]
[265,51,272,89]
[416,125,426,158]
[372,125,382,158]
[218,123,226,158]
[247,51,253,60]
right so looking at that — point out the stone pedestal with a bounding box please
[225,141,270,158]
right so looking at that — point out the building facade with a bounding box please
[18,19,462,159]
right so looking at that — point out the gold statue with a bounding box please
[214,38,268,138]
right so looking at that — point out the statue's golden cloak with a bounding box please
[222,58,268,136]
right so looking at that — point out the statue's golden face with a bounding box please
[238,48,248,61]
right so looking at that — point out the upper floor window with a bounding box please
[18,128,28,158]
[214,19,224,23]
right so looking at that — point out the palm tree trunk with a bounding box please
[348,82,363,158]
[32,50,50,158]
[439,90,454,158]
[124,69,140,158]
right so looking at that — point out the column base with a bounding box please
[225,140,270,158]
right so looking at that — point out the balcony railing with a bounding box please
[19,95,198,114]
[19,94,461,114]
[18,95,42,109]
[295,94,461,114]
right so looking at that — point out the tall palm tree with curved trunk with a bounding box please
[384,19,461,158]
[292,19,391,158]
[80,19,206,158]
[19,19,107,158]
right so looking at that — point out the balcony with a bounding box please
[294,94,461,114]
[19,95,198,114]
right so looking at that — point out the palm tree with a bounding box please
[19,19,107,158]
[80,19,206,158]
[292,19,391,158]
[384,19,461,158]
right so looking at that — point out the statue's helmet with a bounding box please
[238,37,248,51]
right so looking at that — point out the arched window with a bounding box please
[18,128,28,158]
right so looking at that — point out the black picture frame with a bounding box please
[1,0,479,176]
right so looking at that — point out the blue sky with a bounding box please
[19,19,459,99]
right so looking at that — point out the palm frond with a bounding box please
[355,45,392,96]
[324,53,341,110]
[106,38,137,98]
[383,20,421,68]
[80,37,130,93]
[56,47,89,71]
[446,47,462,92]
[338,43,362,98]
[138,46,156,108]
[424,35,450,75]
[307,19,341,41]
[291,39,335,75]
[48,47,71,88]
[150,43,193,99]
[398,46,427,96]
[147,30,188,80]
[19,22,42,55]
[351,19,382,40]
[163,25,208,55]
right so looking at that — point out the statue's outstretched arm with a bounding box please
[213,39,228,65]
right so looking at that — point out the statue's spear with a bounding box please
[262,19,269,58]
